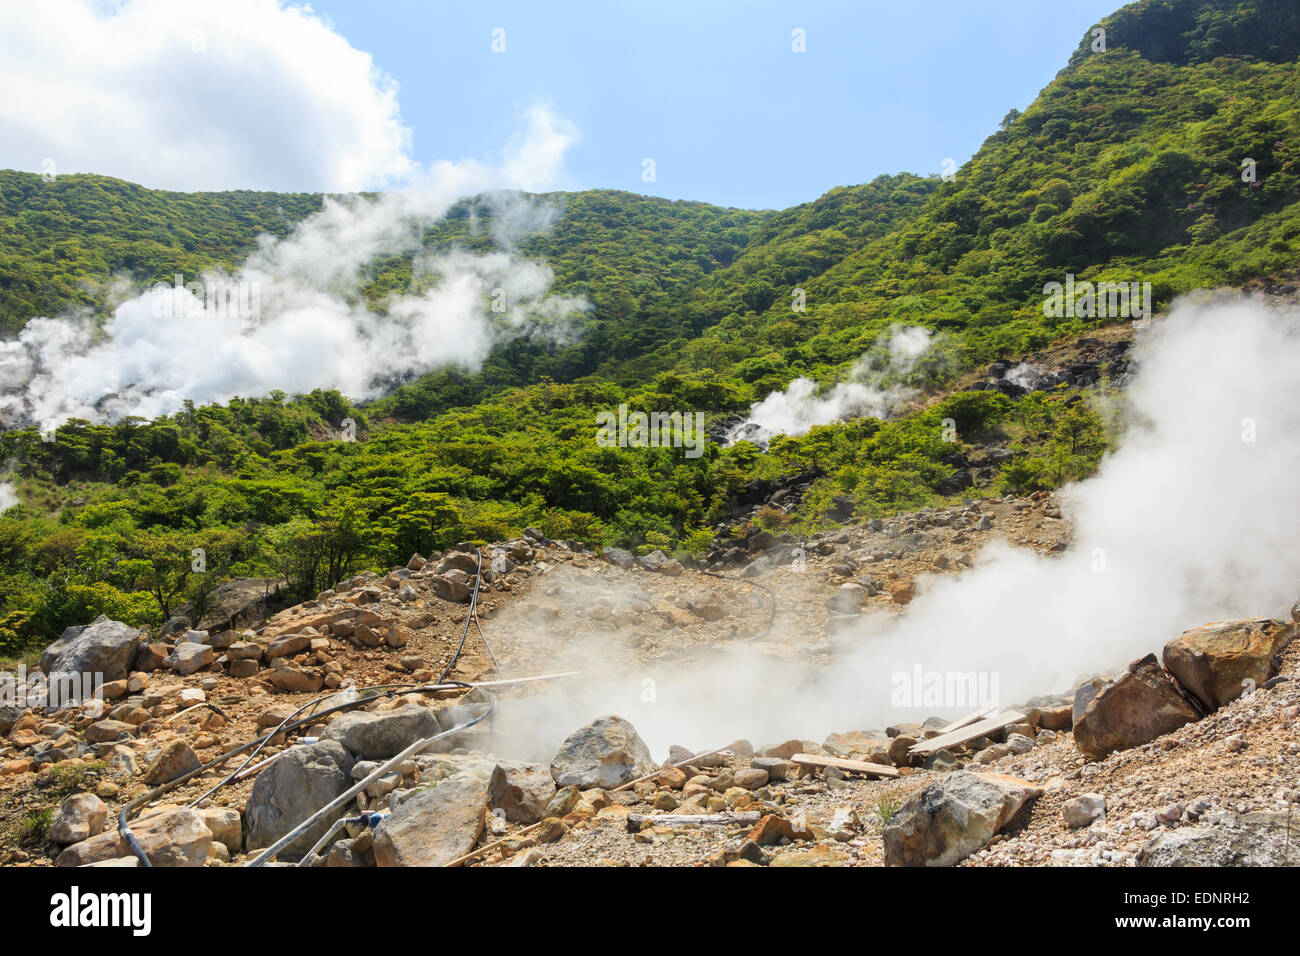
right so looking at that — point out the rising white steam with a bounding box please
[0,482,16,513]
[0,108,587,431]
[725,325,936,446]
[487,295,1300,759]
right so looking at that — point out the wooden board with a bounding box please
[790,753,900,779]
[908,710,1026,756]
[936,705,998,735]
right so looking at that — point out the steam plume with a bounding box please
[487,295,1300,758]
[0,107,586,431]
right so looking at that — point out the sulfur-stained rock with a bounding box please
[1162,619,1294,711]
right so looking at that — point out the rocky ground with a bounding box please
[1,480,1295,868]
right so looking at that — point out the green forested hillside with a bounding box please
[1,0,1298,652]
[0,172,324,337]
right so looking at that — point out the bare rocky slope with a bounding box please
[1,483,1295,867]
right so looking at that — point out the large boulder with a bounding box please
[189,576,286,632]
[245,741,354,859]
[40,616,141,684]
[57,808,211,867]
[1162,619,1294,711]
[1137,811,1299,866]
[372,777,487,866]
[550,715,656,789]
[883,771,1042,867]
[487,762,557,824]
[1072,654,1201,760]
[322,704,441,760]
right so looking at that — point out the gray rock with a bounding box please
[487,761,557,824]
[40,616,142,683]
[189,576,284,632]
[883,771,1042,866]
[246,741,355,859]
[1062,793,1106,828]
[323,704,441,760]
[372,777,487,866]
[549,715,656,789]
[601,547,634,570]
[1137,811,1299,866]
[165,642,215,676]
[751,756,789,781]
[1005,732,1035,754]
[922,749,961,773]
[635,550,667,572]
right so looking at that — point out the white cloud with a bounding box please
[0,0,414,191]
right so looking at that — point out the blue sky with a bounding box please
[312,0,1123,210]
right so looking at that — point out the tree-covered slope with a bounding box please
[2,0,1299,652]
[0,171,324,336]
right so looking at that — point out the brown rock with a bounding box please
[84,719,136,744]
[746,814,813,846]
[1036,704,1073,731]
[1073,654,1201,760]
[142,740,202,786]
[890,582,915,604]
[229,659,259,679]
[132,643,169,672]
[265,665,325,693]
[266,634,311,659]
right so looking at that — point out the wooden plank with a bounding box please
[936,705,998,735]
[908,710,1025,756]
[626,811,761,832]
[790,753,900,779]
